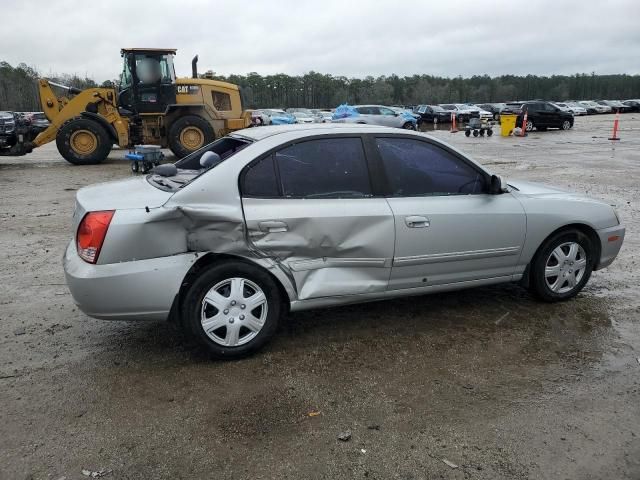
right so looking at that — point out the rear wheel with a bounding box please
[530,229,594,302]
[56,117,112,165]
[168,115,215,158]
[183,261,282,359]
[525,120,534,132]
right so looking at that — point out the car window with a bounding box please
[275,138,372,198]
[242,155,280,197]
[379,107,396,116]
[376,137,486,196]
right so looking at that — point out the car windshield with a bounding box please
[440,105,455,110]
[430,106,445,112]
[147,136,253,192]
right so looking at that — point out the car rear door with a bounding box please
[371,135,526,290]
[241,135,395,300]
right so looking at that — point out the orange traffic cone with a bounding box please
[450,112,458,133]
[608,111,621,141]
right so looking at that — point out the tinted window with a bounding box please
[379,107,396,116]
[376,137,486,196]
[243,155,279,197]
[276,138,371,198]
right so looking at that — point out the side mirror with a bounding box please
[200,151,222,169]
[490,174,507,194]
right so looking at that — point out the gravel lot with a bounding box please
[1,113,639,479]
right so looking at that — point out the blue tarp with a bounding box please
[332,104,359,120]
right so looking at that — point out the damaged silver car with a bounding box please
[63,124,625,358]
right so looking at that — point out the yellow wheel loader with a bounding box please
[1,49,251,164]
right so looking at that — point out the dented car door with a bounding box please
[241,136,395,300]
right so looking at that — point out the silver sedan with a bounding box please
[332,105,417,129]
[64,124,625,358]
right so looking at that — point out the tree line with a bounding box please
[1,60,639,111]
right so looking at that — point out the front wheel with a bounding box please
[529,229,594,302]
[561,120,572,130]
[168,115,215,158]
[183,261,282,359]
[525,120,534,132]
[56,117,112,165]
[402,122,415,130]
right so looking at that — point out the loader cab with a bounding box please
[118,48,177,114]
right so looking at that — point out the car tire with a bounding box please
[561,120,572,130]
[56,117,112,165]
[168,115,215,158]
[529,229,594,302]
[402,122,415,130]
[183,260,282,359]
[525,120,534,132]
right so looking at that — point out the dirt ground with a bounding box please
[1,114,639,480]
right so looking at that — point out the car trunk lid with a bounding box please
[73,176,174,229]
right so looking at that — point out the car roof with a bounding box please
[230,123,414,141]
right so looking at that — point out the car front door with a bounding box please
[378,107,401,127]
[372,135,527,290]
[240,136,395,300]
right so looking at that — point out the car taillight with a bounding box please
[76,211,114,264]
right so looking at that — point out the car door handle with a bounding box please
[259,220,288,233]
[405,215,430,228]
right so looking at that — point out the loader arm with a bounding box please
[33,79,130,148]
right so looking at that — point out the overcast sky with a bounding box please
[2,0,638,81]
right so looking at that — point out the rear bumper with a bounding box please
[63,241,198,321]
[595,225,625,270]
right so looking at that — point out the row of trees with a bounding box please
[218,71,640,109]
[0,62,99,111]
[1,60,639,111]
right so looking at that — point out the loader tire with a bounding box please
[168,115,215,158]
[56,117,112,165]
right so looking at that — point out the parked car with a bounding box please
[331,105,417,129]
[502,102,524,114]
[593,101,613,113]
[598,100,629,113]
[622,100,640,112]
[262,109,296,125]
[22,112,50,132]
[318,111,333,123]
[63,124,624,358]
[476,103,507,120]
[561,102,588,116]
[517,101,574,132]
[250,110,270,126]
[292,111,317,124]
[439,104,491,122]
[575,100,605,114]
[389,106,421,125]
[413,105,451,124]
[0,111,17,149]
